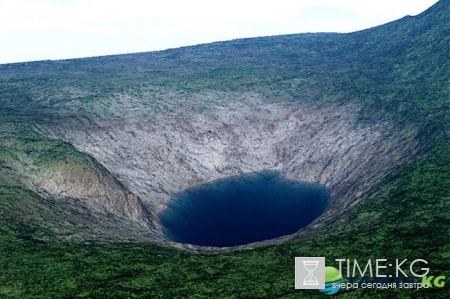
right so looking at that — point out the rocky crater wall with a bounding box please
[39,93,422,241]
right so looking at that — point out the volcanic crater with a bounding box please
[37,92,422,248]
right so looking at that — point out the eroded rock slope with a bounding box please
[38,92,423,239]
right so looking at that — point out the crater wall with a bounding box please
[38,93,422,239]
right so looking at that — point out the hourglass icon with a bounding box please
[303,260,319,285]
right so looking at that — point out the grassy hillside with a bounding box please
[0,0,449,298]
[0,145,448,298]
[0,2,448,127]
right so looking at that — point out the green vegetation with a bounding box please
[0,146,448,298]
[0,0,448,298]
[0,123,106,186]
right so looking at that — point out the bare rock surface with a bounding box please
[38,91,423,244]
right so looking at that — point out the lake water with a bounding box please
[158,171,330,247]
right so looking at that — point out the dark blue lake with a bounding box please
[158,171,330,247]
